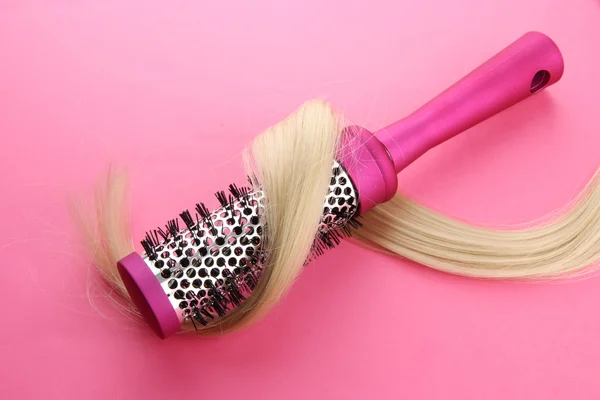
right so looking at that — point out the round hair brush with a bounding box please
[116,31,564,339]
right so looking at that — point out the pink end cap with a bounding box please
[117,252,181,339]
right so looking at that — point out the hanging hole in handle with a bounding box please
[530,70,550,93]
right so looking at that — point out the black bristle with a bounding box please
[306,209,363,260]
[166,219,180,237]
[156,227,169,241]
[195,202,211,220]
[215,190,228,208]
[205,217,215,232]
[226,280,245,306]
[347,216,363,229]
[219,192,236,219]
[189,293,208,327]
[189,313,199,330]
[211,302,225,318]
[332,230,343,246]
[330,230,343,245]
[244,268,259,290]
[227,193,236,209]
[321,232,334,248]
[145,230,160,246]
[228,183,242,199]
[179,210,196,232]
[200,307,214,320]
[312,243,324,257]
[196,202,216,232]
[210,289,228,317]
[140,230,161,260]
[141,237,157,260]
[228,183,250,206]
[340,225,352,238]
[192,307,208,326]
[323,233,331,245]
[241,187,251,207]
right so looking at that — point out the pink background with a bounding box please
[1,1,600,399]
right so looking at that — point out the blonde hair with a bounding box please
[79,99,600,335]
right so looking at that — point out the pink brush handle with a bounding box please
[374,31,564,173]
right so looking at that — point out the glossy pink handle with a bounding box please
[375,31,564,173]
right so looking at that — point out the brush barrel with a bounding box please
[117,160,360,339]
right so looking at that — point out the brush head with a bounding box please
[116,160,362,338]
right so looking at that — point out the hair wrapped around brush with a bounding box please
[75,32,600,339]
[77,99,600,338]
